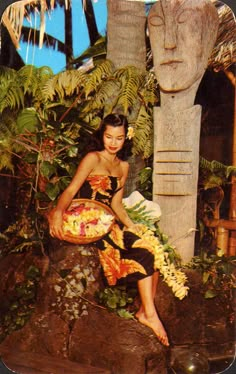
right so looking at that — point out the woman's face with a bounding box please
[103,124,126,155]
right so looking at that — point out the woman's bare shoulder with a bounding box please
[78,152,100,170]
[120,160,129,177]
[120,160,129,170]
[81,152,99,162]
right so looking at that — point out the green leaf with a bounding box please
[139,167,152,184]
[34,191,51,201]
[23,152,38,163]
[58,177,71,190]
[118,297,127,307]
[16,108,41,134]
[45,183,61,201]
[204,289,218,298]
[26,266,40,280]
[67,145,78,158]
[117,309,135,319]
[107,296,118,309]
[40,161,56,179]
[202,271,210,284]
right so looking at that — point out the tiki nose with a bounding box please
[164,22,177,50]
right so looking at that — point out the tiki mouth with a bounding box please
[160,60,183,67]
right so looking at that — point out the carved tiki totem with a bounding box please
[148,0,219,262]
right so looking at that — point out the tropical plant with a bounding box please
[0,59,157,262]
[185,251,236,300]
[95,285,138,319]
[0,60,156,173]
[0,265,40,343]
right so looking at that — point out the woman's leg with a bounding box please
[135,273,169,346]
[152,270,159,298]
[136,270,159,315]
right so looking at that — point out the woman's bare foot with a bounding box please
[135,309,169,347]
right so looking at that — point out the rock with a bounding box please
[0,242,234,372]
[155,270,235,364]
[0,311,69,358]
[69,305,168,374]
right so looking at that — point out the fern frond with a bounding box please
[0,120,16,171]
[115,66,145,115]
[17,65,42,96]
[0,152,14,172]
[124,201,156,230]
[140,72,159,107]
[42,69,86,101]
[86,116,102,130]
[0,82,24,113]
[82,111,102,129]
[0,66,17,87]
[199,156,236,179]
[132,106,153,158]
[91,79,121,111]
[0,66,25,112]
[84,60,114,98]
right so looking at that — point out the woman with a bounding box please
[49,113,169,347]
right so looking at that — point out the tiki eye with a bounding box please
[177,9,193,24]
[149,15,164,27]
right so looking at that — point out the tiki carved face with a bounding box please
[148,0,219,93]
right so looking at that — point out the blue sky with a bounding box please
[18,0,108,73]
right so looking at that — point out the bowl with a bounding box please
[61,199,115,244]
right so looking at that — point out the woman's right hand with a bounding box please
[48,208,64,240]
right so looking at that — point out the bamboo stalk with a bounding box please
[216,227,229,253]
[228,71,236,255]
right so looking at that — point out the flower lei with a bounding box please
[127,224,189,300]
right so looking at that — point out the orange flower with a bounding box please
[108,223,124,249]
[87,176,111,199]
[132,238,155,255]
[98,243,146,286]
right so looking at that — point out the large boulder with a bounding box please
[0,239,234,373]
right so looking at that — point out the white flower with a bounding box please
[136,226,189,300]
[127,126,135,140]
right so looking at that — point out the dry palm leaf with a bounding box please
[209,1,236,71]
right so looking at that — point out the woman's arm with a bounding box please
[111,162,135,228]
[49,152,98,239]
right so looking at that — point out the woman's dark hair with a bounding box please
[87,114,133,160]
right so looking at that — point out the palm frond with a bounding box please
[70,36,107,68]
[20,25,65,52]
[209,1,236,71]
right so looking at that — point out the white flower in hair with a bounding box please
[127,126,134,140]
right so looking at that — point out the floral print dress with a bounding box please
[79,175,155,286]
